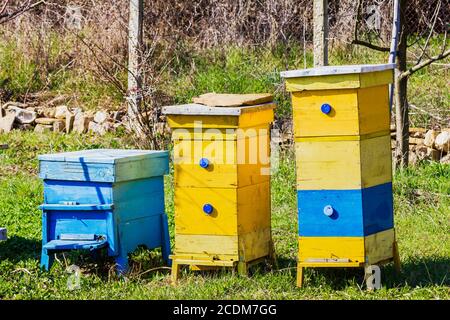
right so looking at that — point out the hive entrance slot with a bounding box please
[43,234,108,251]
[59,233,97,241]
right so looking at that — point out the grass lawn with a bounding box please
[0,131,448,299]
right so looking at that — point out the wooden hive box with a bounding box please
[163,101,276,281]
[281,64,400,288]
[38,149,171,273]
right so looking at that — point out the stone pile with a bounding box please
[0,102,125,135]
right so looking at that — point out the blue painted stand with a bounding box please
[38,149,171,273]
[0,227,6,241]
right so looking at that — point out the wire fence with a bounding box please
[1,0,448,129]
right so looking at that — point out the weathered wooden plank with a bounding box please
[39,154,168,183]
[284,70,393,92]
[295,135,392,190]
[174,186,238,236]
[192,93,273,107]
[295,139,362,190]
[357,85,391,135]
[238,228,271,262]
[292,88,360,137]
[175,234,239,256]
[165,107,274,129]
[360,135,393,188]
[292,86,390,137]
[298,236,365,265]
[237,182,271,234]
[365,228,395,265]
[281,63,395,78]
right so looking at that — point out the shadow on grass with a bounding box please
[0,237,170,281]
[0,235,40,263]
[303,257,450,290]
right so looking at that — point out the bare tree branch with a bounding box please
[351,0,390,52]
[352,39,391,52]
[0,0,11,17]
[0,0,44,25]
[400,48,450,79]
[416,0,441,64]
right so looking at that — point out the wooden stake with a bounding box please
[313,0,328,67]
[127,0,144,134]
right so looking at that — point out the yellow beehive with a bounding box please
[163,99,276,282]
[281,64,401,288]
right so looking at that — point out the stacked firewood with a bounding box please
[391,126,450,164]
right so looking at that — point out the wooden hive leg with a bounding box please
[161,213,172,266]
[40,249,54,271]
[364,263,374,291]
[269,239,279,269]
[115,254,129,275]
[171,261,181,284]
[237,262,248,276]
[393,240,401,273]
[296,265,304,288]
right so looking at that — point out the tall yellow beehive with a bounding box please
[281,64,401,288]
[163,95,276,282]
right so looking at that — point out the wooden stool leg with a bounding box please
[171,261,181,284]
[296,265,304,288]
[364,263,374,291]
[393,241,401,273]
[237,262,248,276]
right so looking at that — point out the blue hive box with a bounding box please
[38,149,171,272]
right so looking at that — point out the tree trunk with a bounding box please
[394,0,409,169]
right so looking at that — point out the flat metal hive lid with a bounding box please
[162,102,275,116]
[280,63,395,78]
[38,149,168,164]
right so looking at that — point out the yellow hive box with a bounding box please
[295,133,392,190]
[284,65,392,138]
[163,102,276,282]
[281,64,400,288]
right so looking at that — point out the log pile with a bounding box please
[391,126,450,164]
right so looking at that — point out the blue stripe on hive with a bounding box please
[297,182,393,237]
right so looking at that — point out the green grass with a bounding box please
[0,132,448,299]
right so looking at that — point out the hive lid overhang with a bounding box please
[162,102,275,116]
[280,63,395,78]
[38,149,169,164]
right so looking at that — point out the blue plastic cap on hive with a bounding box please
[199,158,209,168]
[321,103,332,114]
[203,204,213,215]
[323,205,334,217]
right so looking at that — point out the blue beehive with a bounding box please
[38,149,171,272]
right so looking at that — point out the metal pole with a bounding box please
[389,0,400,110]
